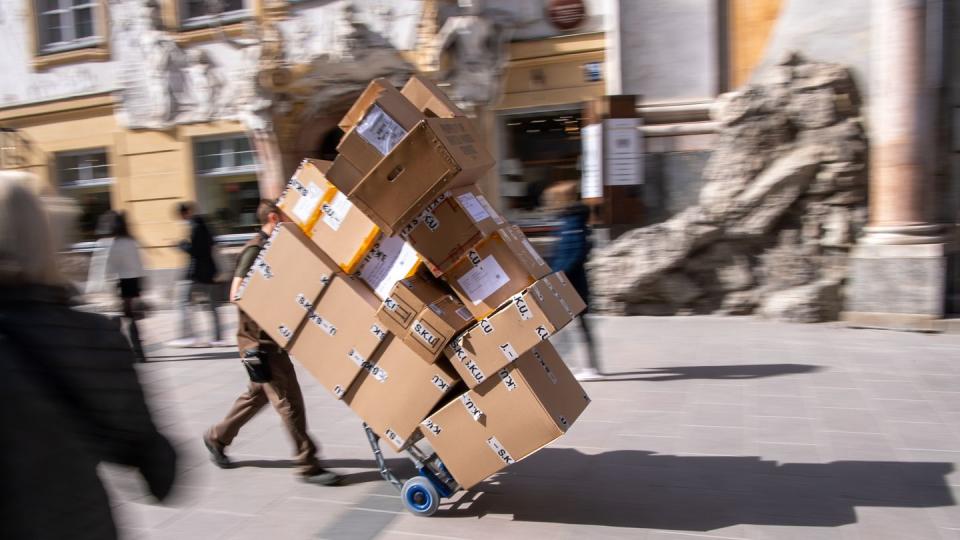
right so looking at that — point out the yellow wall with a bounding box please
[729,0,783,89]
[0,93,247,269]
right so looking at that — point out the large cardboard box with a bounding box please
[401,294,474,364]
[308,187,381,273]
[376,273,452,337]
[344,336,461,452]
[444,225,551,319]
[234,223,338,348]
[401,74,466,119]
[326,156,365,196]
[344,116,495,236]
[420,341,590,489]
[446,272,586,388]
[276,159,333,231]
[336,80,425,174]
[357,235,422,300]
[399,185,505,277]
[287,273,390,399]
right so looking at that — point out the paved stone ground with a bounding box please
[101,306,960,540]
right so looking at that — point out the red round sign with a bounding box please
[547,0,586,30]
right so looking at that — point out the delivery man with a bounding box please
[203,199,340,485]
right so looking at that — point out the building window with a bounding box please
[194,134,260,234]
[35,0,101,54]
[55,148,112,241]
[180,0,247,29]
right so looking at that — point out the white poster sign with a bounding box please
[604,118,643,186]
[580,123,603,198]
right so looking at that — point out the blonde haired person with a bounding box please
[0,175,176,540]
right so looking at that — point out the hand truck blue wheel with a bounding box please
[401,476,440,516]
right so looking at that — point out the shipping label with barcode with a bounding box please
[356,104,407,155]
[320,191,352,231]
[455,192,491,223]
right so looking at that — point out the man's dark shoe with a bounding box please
[301,468,341,486]
[202,433,231,469]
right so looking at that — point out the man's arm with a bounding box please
[230,244,261,302]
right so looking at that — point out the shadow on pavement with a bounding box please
[443,448,954,530]
[228,457,416,486]
[143,351,238,362]
[597,363,822,382]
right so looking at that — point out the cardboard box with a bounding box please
[345,116,495,236]
[276,159,333,231]
[234,223,338,348]
[344,336,461,452]
[401,74,466,119]
[446,272,586,388]
[336,80,425,174]
[401,294,474,364]
[399,185,505,276]
[376,273,452,337]
[308,187,381,273]
[444,225,551,319]
[420,341,590,489]
[357,234,422,300]
[287,273,390,400]
[326,156,365,196]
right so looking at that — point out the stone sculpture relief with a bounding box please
[587,54,869,323]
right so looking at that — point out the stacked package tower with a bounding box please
[235,75,591,491]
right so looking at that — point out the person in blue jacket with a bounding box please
[545,181,602,380]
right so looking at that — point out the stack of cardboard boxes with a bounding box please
[234,75,591,491]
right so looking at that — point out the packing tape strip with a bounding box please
[301,184,337,235]
[341,225,382,273]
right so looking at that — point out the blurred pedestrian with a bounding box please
[0,177,177,540]
[203,199,340,486]
[170,201,227,347]
[544,181,603,380]
[87,211,148,362]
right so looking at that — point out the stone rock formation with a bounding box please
[587,53,868,322]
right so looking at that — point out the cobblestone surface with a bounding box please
[102,308,960,539]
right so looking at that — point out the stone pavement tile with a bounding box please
[887,421,960,452]
[813,407,884,434]
[917,374,960,393]
[623,390,691,412]
[645,528,749,540]
[756,442,826,465]
[873,398,941,423]
[756,416,818,445]
[813,388,872,410]
[743,524,848,540]
[112,501,185,531]
[842,506,944,540]
[925,488,960,530]
[679,426,748,456]
[862,380,927,402]
[607,433,681,454]
[749,394,811,418]
[149,509,257,540]
[897,450,960,487]
[927,392,960,414]
[818,431,900,461]
[690,383,746,406]
[683,403,747,429]
[806,370,861,389]
[621,410,686,436]
[751,378,814,399]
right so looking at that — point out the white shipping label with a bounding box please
[361,360,388,382]
[456,307,473,321]
[320,191,353,231]
[370,324,388,341]
[535,325,551,341]
[412,320,440,348]
[421,419,442,436]
[333,385,345,398]
[498,369,518,391]
[463,358,486,385]
[254,258,273,279]
[357,104,407,155]
[383,297,399,311]
[521,238,546,267]
[291,182,324,224]
[430,374,451,393]
[422,211,440,232]
[360,237,421,300]
[278,325,293,340]
[460,394,485,422]
[499,342,518,361]
[348,348,366,366]
[479,319,494,335]
[384,428,405,448]
[455,192,490,223]
[309,312,337,336]
[513,295,533,320]
[476,195,504,224]
[296,293,313,312]
[456,255,511,305]
[487,436,515,465]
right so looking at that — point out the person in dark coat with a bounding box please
[545,181,603,380]
[0,177,176,540]
[170,201,226,347]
